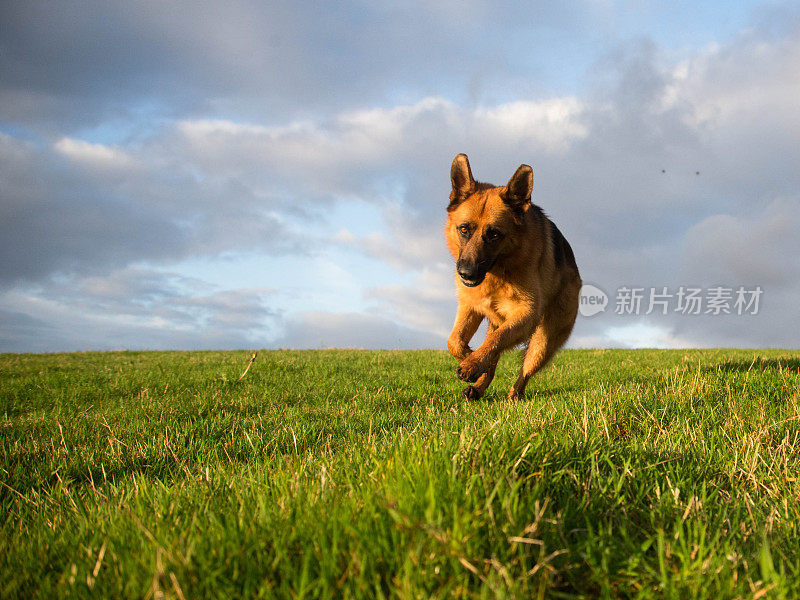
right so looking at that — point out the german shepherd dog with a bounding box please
[445,154,581,400]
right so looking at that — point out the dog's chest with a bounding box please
[475,291,525,327]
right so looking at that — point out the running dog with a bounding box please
[445,154,581,400]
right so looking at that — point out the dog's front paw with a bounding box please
[507,388,524,401]
[462,385,483,400]
[456,353,487,383]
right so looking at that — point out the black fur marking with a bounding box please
[549,220,578,271]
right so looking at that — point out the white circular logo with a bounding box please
[579,284,608,317]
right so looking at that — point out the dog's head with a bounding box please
[445,154,533,287]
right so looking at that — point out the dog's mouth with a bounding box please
[457,256,498,288]
[459,274,485,287]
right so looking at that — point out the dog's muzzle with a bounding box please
[457,261,487,287]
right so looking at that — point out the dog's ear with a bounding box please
[448,153,475,211]
[503,164,533,209]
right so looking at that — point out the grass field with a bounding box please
[1,348,799,598]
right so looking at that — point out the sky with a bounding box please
[1,0,799,352]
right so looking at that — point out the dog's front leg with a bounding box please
[462,322,499,399]
[447,304,483,362]
[456,305,539,383]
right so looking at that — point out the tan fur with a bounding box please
[444,154,581,400]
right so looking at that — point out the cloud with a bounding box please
[366,264,456,338]
[0,129,316,285]
[0,0,601,133]
[54,137,134,170]
[682,199,800,288]
[0,267,279,352]
[0,133,189,283]
[168,95,587,199]
[0,309,56,352]
[0,263,448,352]
[475,99,588,152]
[270,311,443,350]
[597,322,700,349]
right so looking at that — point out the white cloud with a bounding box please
[601,322,699,349]
[674,33,800,128]
[54,137,134,170]
[475,98,588,152]
[167,95,587,190]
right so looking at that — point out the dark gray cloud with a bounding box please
[682,199,800,288]
[0,309,56,352]
[0,131,314,286]
[0,0,601,133]
[0,134,189,282]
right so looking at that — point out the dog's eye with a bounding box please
[458,225,470,235]
[486,229,502,241]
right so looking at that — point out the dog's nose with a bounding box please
[457,262,476,280]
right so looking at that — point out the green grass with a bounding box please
[2,348,799,599]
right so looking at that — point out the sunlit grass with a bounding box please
[2,348,799,598]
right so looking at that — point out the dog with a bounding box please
[445,154,581,400]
